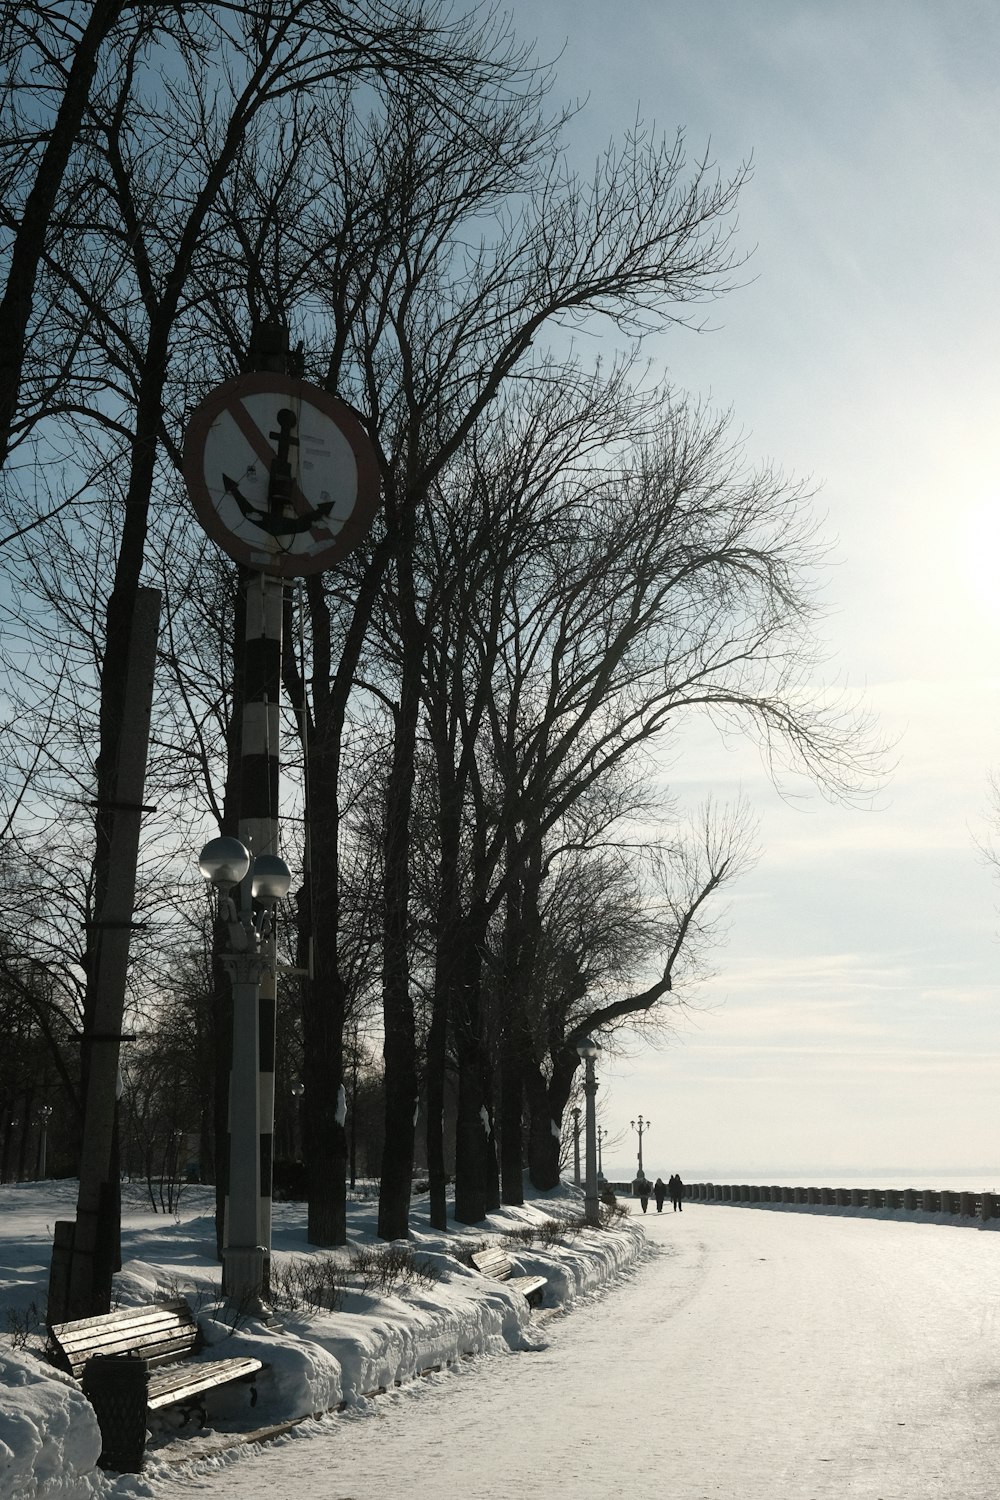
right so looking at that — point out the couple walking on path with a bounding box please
[652,1174,684,1212]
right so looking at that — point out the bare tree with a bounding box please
[281,74,748,1238]
[407,380,879,1223]
[0,0,132,469]
[513,799,758,1192]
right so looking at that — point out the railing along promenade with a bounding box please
[682,1182,1000,1222]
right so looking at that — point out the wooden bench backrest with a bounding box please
[470,1248,512,1280]
[49,1298,201,1380]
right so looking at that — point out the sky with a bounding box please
[505,1,1000,1180]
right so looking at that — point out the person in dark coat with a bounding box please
[634,1174,650,1212]
[669,1173,684,1211]
[654,1177,667,1212]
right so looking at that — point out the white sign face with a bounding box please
[183,374,381,577]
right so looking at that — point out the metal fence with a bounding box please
[683,1182,1000,1221]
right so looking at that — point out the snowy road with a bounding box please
[160,1204,1000,1499]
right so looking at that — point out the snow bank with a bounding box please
[0,1182,643,1498]
[0,1347,109,1500]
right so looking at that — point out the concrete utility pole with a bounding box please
[49,588,160,1324]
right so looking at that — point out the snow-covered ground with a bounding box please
[164,1200,1000,1500]
[162,1202,1000,1500]
[6,1182,1000,1498]
[0,1179,642,1499]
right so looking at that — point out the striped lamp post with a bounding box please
[239,570,283,1277]
[200,837,289,1308]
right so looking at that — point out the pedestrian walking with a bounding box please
[654,1177,667,1212]
[634,1174,651,1212]
[669,1172,684,1211]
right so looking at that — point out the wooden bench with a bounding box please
[49,1297,265,1471]
[470,1248,546,1308]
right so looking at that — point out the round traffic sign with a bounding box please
[183,373,381,577]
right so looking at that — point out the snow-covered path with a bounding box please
[158,1203,1000,1499]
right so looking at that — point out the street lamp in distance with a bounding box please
[38,1105,53,1180]
[576,1036,601,1226]
[631,1113,651,1181]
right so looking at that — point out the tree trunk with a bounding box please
[377,598,422,1240]
[302,947,348,1246]
[300,736,349,1245]
[425,985,449,1229]
[284,537,391,1245]
[425,761,466,1229]
[526,1041,582,1190]
[525,1059,561,1191]
[452,907,492,1224]
[453,1049,490,1224]
[483,1051,501,1213]
[496,841,544,1204]
[498,1021,525,1205]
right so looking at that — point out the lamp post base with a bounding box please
[222,1244,267,1313]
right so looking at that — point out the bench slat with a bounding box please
[61,1338,196,1379]
[51,1298,194,1340]
[51,1317,200,1378]
[507,1276,546,1297]
[56,1321,195,1357]
[470,1249,546,1307]
[50,1300,199,1375]
[470,1249,512,1279]
[55,1323,196,1355]
[146,1357,264,1411]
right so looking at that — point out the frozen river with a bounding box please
[160,1202,1000,1499]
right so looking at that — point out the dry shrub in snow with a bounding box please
[270,1254,348,1313]
[349,1244,441,1295]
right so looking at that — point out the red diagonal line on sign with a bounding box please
[224,396,314,516]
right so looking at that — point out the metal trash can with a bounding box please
[82,1353,149,1472]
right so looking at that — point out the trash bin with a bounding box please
[82,1353,149,1473]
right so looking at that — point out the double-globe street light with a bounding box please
[199,835,291,1310]
[576,1035,601,1226]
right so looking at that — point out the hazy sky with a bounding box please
[510,1,1000,1179]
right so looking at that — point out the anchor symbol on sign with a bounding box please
[222,407,336,537]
